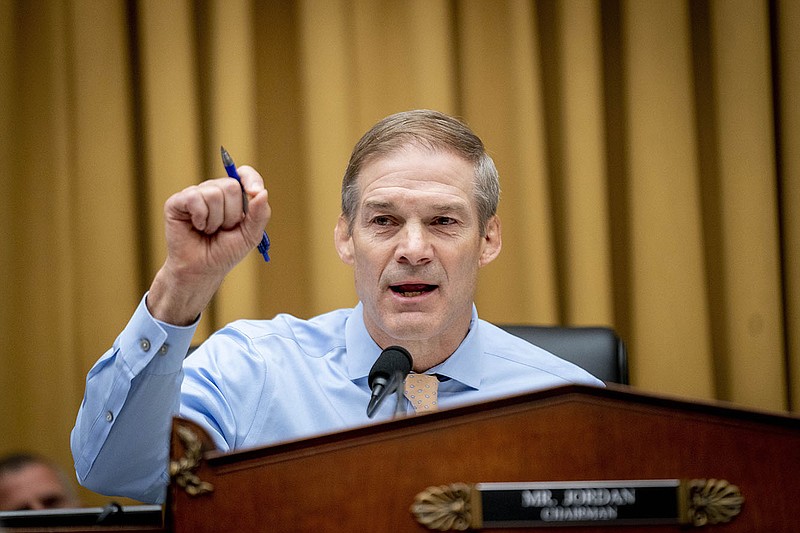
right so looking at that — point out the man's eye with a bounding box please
[372,216,392,226]
[434,217,457,226]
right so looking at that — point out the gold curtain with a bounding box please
[1,0,798,505]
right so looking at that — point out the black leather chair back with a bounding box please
[497,325,629,385]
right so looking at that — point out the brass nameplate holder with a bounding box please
[411,479,743,530]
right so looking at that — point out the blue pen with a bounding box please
[220,146,271,262]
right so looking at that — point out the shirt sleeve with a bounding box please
[70,294,197,504]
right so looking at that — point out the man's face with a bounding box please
[335,146,501,356]
[0,463,77,511]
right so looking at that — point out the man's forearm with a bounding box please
[71,295,196,502]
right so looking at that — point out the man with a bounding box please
[0,454,79,511]
[71,110,602,504]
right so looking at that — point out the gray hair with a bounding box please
[341,110,500,235]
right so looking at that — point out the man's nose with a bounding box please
[394,224,432,265]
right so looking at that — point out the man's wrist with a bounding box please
[146,266,221,326]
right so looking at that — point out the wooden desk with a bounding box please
[165,384,800,532]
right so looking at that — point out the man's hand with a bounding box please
[147,166,271,325]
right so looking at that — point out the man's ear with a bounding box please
[334,215,354,265]
[478,215,502,267]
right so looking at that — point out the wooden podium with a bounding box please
[166,384,800,532]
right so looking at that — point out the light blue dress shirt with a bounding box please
[71,295,603,503]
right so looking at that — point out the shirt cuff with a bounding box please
[118,293,200,376]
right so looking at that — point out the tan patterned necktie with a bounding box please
[403,373,439,412]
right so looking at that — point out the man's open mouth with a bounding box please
[389,284,438,298]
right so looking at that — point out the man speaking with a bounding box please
[71,110,601,503]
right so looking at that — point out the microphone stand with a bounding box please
[367,371,409,418]
[393,372,406,417]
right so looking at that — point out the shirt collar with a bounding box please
[426,306,482,389]
[345,302,383,380]
[345,302,483,390]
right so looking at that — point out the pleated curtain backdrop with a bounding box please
[1,0,798,505]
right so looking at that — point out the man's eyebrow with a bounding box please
[360,199,472,216]
[362,200,393,211]
[431,202,469,213]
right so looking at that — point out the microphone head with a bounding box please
[368,346,413,390]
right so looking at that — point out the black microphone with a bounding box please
[366,346,413,418]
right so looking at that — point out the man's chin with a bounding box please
[382,312,441,342]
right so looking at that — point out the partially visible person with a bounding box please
[0,453,79,511]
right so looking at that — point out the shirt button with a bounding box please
[139,338,151,352]
[105,411,114,422]
[158,344,169,356]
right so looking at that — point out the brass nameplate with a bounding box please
[411,479,743,530]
